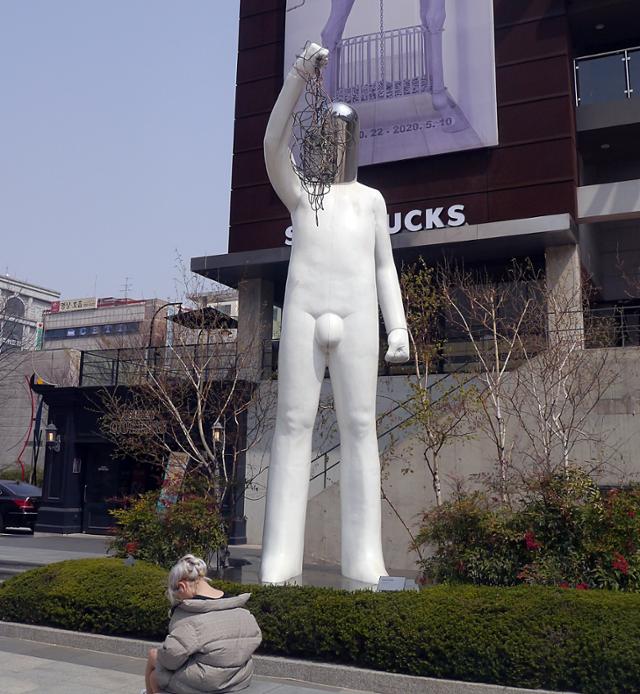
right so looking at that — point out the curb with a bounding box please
[0,621,577,694]
[0,560,45,581]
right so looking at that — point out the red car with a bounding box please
[0,481,41,533]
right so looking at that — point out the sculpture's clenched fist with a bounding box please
[294,42,329,76]
[385,328,410,364]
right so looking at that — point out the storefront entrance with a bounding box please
[77,444,159,534]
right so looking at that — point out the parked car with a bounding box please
[0,480,42,533]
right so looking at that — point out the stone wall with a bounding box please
[0,350,79,477]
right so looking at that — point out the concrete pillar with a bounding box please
[237,278,275,382]
[545,244,584,347]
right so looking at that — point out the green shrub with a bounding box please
[1,558,640,693]
[416,469,640,590]
[109,491,227,569]
[0,558,169,638]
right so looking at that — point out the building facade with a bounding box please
[0,276,60,478]
[0,276,59,352]
[42,297,169,351]
[191,0,640,570]
[33,296,170,533]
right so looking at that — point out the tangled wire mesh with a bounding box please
[291,47,349,225]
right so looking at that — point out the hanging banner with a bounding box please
[284,0,498,166]
[156,452,189,513]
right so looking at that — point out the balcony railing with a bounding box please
[574,46,639,107]
[262,304,640,378]
[79,342,238,387]
[585,304,640,348]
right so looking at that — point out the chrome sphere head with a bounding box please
[330,102,359,183]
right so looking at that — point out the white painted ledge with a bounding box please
[578,179,640,223]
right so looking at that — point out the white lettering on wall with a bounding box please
[447,204,466,227]
[284,205,466,246]
[425,207,445,229]
[405,210,423,232]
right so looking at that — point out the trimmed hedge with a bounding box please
[0,558,169,638]
[1,558,640,693]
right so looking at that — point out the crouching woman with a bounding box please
[145,554,262,694]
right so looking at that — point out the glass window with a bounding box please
[5,296,25,318]
[2,319,23,345]
[577,52,628,106]
[629,49,640,99]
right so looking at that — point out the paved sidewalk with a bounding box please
[0,533,417,589]
[0,532,109,580]
[0,636,364,694]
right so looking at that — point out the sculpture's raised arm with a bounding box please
[263,42,329,213]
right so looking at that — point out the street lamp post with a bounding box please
[147,302,182,370]
[147,302,182,350]
[45,423,61,453]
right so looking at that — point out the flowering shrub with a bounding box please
[415,468,640,591]
[109,491,226,569]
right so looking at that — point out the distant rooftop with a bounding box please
[0,275,60,298]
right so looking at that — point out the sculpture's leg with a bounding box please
[420,0,449,112]
[260,310,326,583]
[320,0,357,96]
[328,311,388,584]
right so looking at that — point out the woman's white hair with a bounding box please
[167,554,208,607]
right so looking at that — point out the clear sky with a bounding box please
[0,0,240,301]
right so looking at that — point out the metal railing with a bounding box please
[262,334,544,379]
[574,46,639,107]
[251,303,640,383]
[335,25,431,103]
[79,342,238,387]
[585,304,640,348]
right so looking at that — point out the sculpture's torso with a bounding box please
[284,181,379,319]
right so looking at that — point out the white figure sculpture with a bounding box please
[260,43,410,585]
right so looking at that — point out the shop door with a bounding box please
[82,448,120,534]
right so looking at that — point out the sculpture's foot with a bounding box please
[259,552,303,585]
[341,555,388,586]
[442,106,470,133]
[432,90,471,133]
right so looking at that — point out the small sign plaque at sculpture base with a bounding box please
[377,576,419,592]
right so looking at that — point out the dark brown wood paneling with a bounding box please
[489,181,577,222]
[232,149,268,189]
[238,10,285,51]
[230,218,291,253]
[495,15,569,65]
[237,43,283,84]
[487,139,576,189]
[494,0,565,27]
[360,152,489,203]
[497,56,571,105]
[233,113,270,154]
[228,0,578,254]
[235,76,281,119]
[498,97,574,146]
[240,0,281,18]
[231,183,287,226]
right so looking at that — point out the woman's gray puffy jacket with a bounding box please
[155,593,262,694]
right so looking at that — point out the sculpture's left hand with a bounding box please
[385,328,410,364]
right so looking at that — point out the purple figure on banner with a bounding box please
[321,0,463,129]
